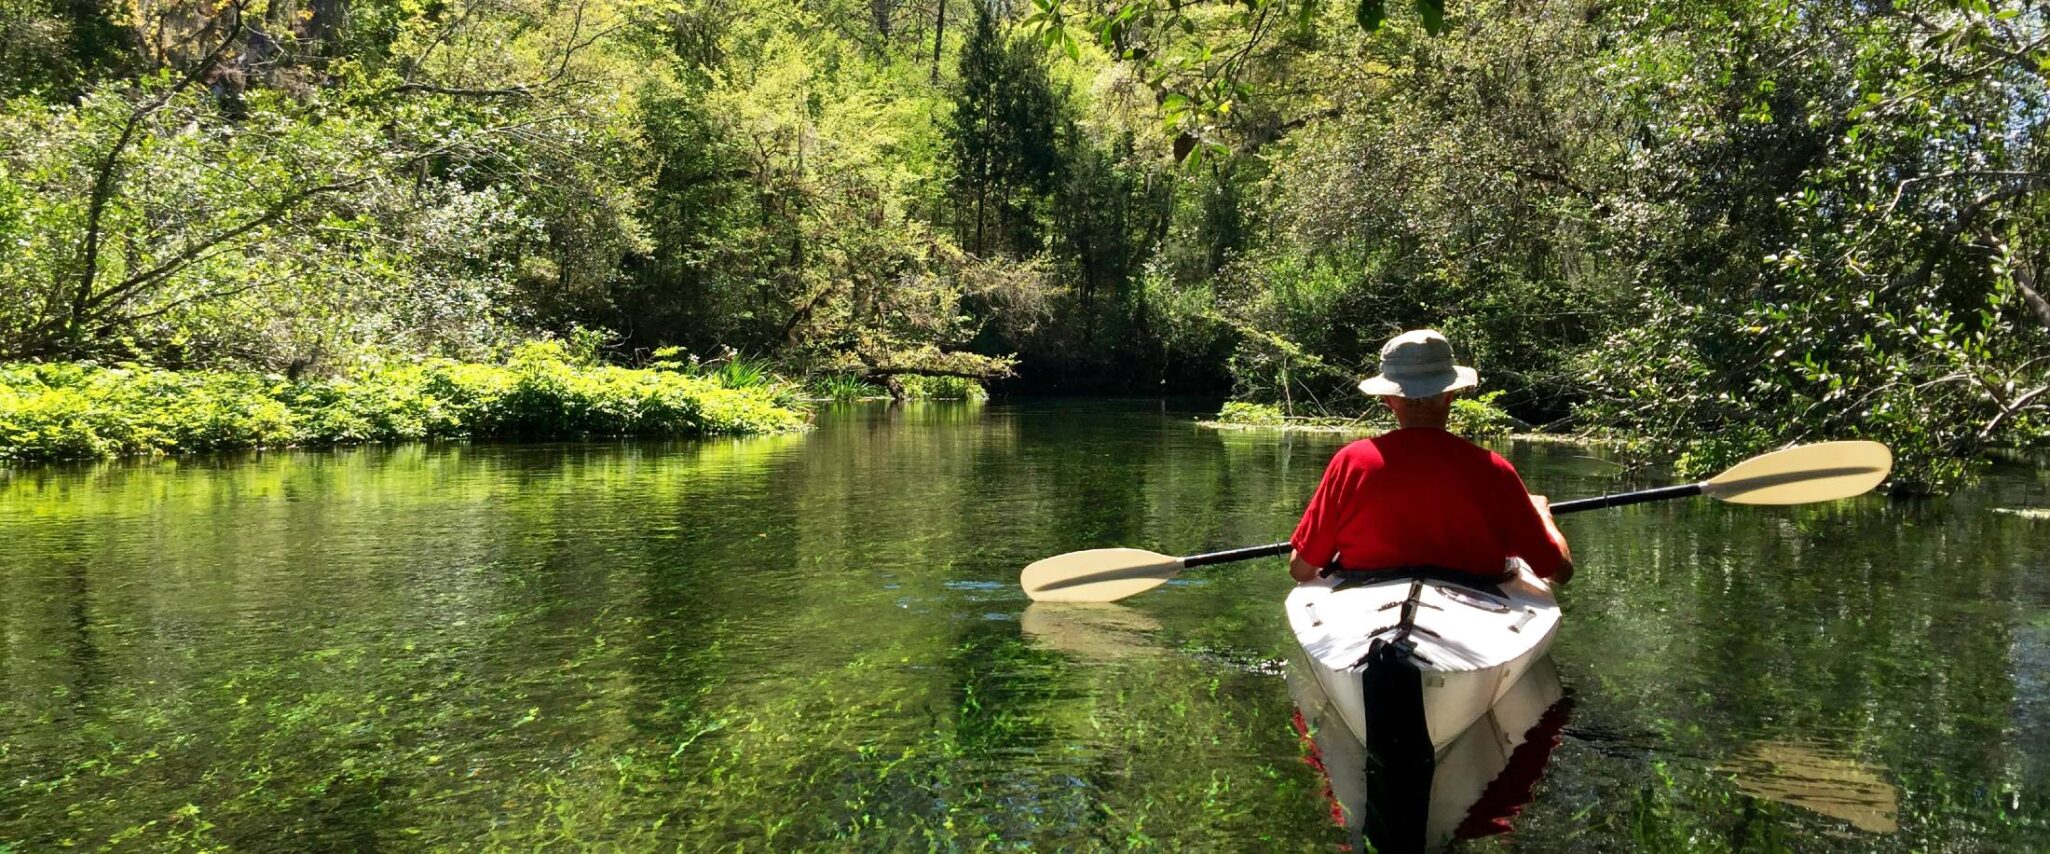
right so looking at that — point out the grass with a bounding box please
[0,341,811,463]
[810,375,888,401]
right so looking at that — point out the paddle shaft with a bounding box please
[1548,482,1703,514]
[1179,481,1708,567]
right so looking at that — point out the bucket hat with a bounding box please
[1357,329,1479,399]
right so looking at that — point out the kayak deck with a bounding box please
[1285,563,1560,750]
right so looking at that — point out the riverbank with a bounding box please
[1198,418,1601,449]
[0,343,812,463]
[1196,396,1559,443]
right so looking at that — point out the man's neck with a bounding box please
[1394,417,1450,431]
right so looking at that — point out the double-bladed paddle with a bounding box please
[1020,440,1892,603]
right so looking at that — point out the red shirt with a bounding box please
[1290,428,1566,579]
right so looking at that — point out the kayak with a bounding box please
[1284,561,1560,753]
[1289,653,1567,852]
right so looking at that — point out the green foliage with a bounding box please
[0,346,809,462]
[707,355,772,390]
[2,0,2046,488]
[1560,0,2050,492]
[950,7,1067,257]
[1450,391,1515,439]
[811,375,887,401]
[1216,401,1286,426]
[896,375,989,400]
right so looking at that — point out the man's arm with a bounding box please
[1528,495,1574,586]
[1289,448,1356,583]
[1492,456,1572,583]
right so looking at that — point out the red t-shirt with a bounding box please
[1289,428,1566,579]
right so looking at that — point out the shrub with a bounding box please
[1450,391,1517,439]
[1216,401,1287,426]
[896,375,988,400]
[0,348,811,463]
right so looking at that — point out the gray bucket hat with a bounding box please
[1358,329,1479,399]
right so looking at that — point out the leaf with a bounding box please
[1356,0,1385,31]
[1298,0,1321,29]
[1061,29,1081,61]
[1415,0,1444,35]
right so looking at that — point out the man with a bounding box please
[1287,329,1573,585]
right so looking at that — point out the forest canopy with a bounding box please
[1,0,2046,487]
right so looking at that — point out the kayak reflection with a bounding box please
[1289,656,1569,852]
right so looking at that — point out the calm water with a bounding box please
[3,401,2048,850]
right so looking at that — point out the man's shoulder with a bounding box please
[1335,437,1384,460]
[1375,429,1517,471]
[1375,427,1493,454]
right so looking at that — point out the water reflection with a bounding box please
[1723,740,1900,834]
[1289,656,1569,852]
[1019,603,1166,661]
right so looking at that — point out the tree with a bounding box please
[948,4,1065,257]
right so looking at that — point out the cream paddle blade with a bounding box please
[1020,542,1296,603]
[1020,548,1184,603]
[1700,440,1892,504]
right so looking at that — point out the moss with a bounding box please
[0,343,810,462]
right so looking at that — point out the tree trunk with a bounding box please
[930,0,946,82]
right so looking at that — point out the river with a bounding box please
[3,400,2047,850]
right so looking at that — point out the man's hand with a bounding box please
[1288,550,1321,583]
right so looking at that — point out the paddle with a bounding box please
[1020,440,1891,603]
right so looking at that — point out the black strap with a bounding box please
[1320,562,1512,596]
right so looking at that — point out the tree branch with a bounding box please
[73,2,246,341]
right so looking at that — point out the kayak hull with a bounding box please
[1285,563,1561,753]
[1289,654,1568,851]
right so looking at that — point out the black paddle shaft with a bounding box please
[1180,481,1707,567]
[1548,482,1703,514]
[1183,542,1293,567]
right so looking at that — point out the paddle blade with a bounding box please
[1020,548,1184,603]
[1702,441,1892,505]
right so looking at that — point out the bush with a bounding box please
[1215,401,1288,426]
[896,375,988,400]
[1450,391,1517,439]
[0,345,811,463]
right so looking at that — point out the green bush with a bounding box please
[0,344,811,463]
[1215,401,1287,426]
[1450,391,1517,439]
[896,375,988,400]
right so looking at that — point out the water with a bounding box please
[2,400,2047,850]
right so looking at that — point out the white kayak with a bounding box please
[1289,654,1567,852]
[1284,561,1560,753]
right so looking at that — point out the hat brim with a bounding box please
[1358,366,1478,399]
